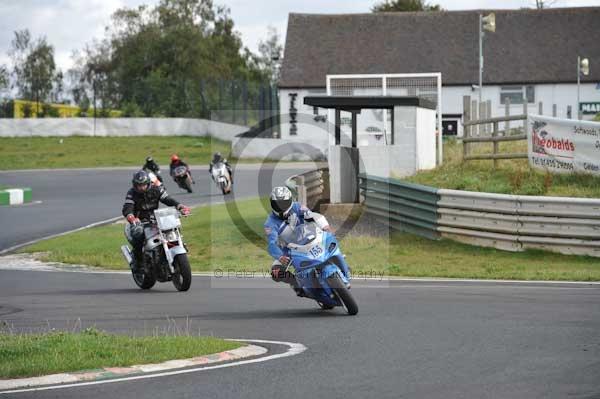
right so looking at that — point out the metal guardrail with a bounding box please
[285,168,329,210]
[359,174,600,257]
[359,174,440,240]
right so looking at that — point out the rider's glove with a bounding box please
[178,204,191,216]
[126,214,141,225]
[278,255,290,266]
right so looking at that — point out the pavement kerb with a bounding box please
[0,188,32,206]
[0,344,267,391]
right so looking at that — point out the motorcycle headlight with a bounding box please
[164,230,179,242]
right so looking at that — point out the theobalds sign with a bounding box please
[580,102,600,115]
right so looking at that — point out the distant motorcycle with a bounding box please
[121,207,192,291]
[211,162,232,195]
[172,165,193,193]
[281,217,358,315]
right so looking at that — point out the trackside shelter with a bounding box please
[304,96,436,203]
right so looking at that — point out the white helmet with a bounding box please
[270,186,293,219]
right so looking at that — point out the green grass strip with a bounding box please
[21,198,600,281]
[0,328,242,379]
[407,138,600,198]
[0,136,231,170]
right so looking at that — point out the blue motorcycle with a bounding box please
[284,221,358,315]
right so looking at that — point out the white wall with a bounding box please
[0,118,248,142]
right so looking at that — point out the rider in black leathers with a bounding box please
[142,156,163,182]
[122,170,190,270]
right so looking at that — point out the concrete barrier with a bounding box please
[0,118,248,142]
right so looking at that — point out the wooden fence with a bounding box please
[461,96,574,168]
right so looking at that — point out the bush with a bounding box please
[22,102,33,118]
[121,101,146,117]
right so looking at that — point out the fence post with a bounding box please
[504,97,510,136]
[522,97,528,135]
[242,81,248,126]
[462,96,471,160]
[486,100,492,135]
[552,104,557,117]
[231,81,236,124]
[479,101,485,136]
[567,105,572,119]
[471,99,478,136]
[493,121,499,170]
[538,101,543,115]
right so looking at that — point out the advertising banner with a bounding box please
[527,114,600,175]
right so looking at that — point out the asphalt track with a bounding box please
[0,271,598,398]
[0,163,313,252]
[0,165,599,398]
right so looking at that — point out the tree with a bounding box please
[0,65,9,94]
[371,0,442,12]
[257,26,283,83]
[535,0,558,9]
[74,0,267,118]
[9,29,62,114]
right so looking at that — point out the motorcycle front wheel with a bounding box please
[327,274,358,315]
[172,254,192,291]
[132,269,156,290]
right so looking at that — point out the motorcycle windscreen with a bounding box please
[154,207,181,230]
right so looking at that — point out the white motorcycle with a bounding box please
[121,207,192,291]
[211,162,232,195]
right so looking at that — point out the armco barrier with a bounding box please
[359,174,600,257]
[359,174,440,240]
[285,169,329,210]
[0,188,32,206]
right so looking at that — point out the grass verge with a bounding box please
[407,138,600,197]
[20,198,600,281]
[0,327,242,379]
[0,136,230,170]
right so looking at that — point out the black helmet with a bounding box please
[270,186,293,219]
[132,170,151,192]
[213,152,222,163]
[145,156,153,163]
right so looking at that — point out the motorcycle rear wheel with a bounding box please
[327,274,358,315]
[184,177,193,193]
[132,269,156,290]
[172,254,192,291]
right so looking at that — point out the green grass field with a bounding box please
[0,327,242,379]
[407,138,600,198]
[0,136,231,170]
[21,198,600,281]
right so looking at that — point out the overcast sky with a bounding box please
[0,0,598,72]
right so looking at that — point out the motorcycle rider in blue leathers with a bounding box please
[264,186,350,296]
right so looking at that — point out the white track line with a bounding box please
[0,339,306,395]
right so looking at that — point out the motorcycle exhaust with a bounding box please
[120,245,133,267]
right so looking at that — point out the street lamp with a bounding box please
[479,13,495,105]
[577,56,589,120]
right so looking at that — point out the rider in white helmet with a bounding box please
[264,186,340,295]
